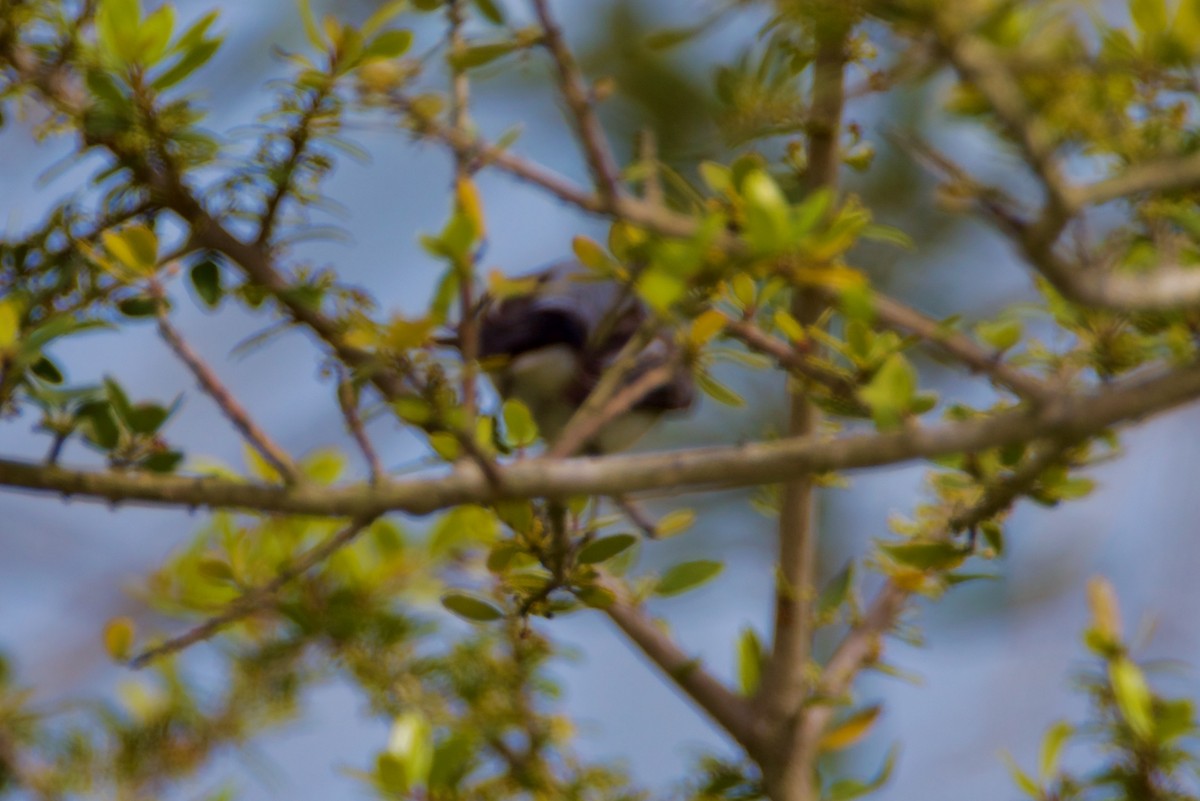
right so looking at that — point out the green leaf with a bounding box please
[1002,751,1042,798]
[1110,657,1154,739]
[362,0,408,37]
[430,505,499,557]
[450,41,518,70]
[816,562,854,619]
[428,732,476,791]
[77,401,119,450]
[385,711,434,792]
[736,627,764,696]
[654,508,695,538]
[441,590,504,622]
[104,377,135,425]
[172,10,219,52]
[820,705,882,752]
[645,25,702,50]
[298,0,325,49]
[501,399,538,448]
[365,29,414,60]
[137,4,176,65]
[1038,721,1072,779]
[126,402,173,435]
[142,450,184,473]
[979,520,1004,555]
[880,541,969,572]
[300,448,346,484]
[697,371,745,407]
[103,617,136,661]
[577,534,638,565]
[0,298,21,351]
[190,258,223,307]
[152,38,222,90]
[827,745,896,801]
[472,0,506,24]
[1131,0,1168,35]
[975,319,1022,352]
[576,584,616,609]
[655,560,723,597]
[858,352,917,430]
[741,169,790,253]
[97,0,143,63]
[31,356,64,384]
[102,224,158,276]
[699,161,732,195]
[117,295,160,317]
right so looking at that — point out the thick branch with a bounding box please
[598,584,764,760]
[5,358,1200,515]
[759,21,848,801]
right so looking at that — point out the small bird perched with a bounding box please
[476,263,694,454]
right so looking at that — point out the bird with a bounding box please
[474,262,694,454]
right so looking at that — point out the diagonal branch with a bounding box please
[153,286,302,485]
[801,439,1077,745]
[529,0,622,203]
[129,514,379,667]
[588,576,764,760]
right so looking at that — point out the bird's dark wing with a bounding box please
[476,261,694,413]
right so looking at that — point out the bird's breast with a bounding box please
[491,345,581,443]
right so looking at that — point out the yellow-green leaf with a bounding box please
[502,399,538,448]
[102,224,158,276]
[103,616,136,661]
[1110,657,1154,739]
[736,627,763,696]
[654,508,695,538]
[820,705,882,752]
[0,299,21,351]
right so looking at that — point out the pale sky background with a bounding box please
[3,2,1200,799]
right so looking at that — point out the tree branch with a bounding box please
[530,0,622,203]
[758,19,848,801]
[861,290,1055,404]
[801,439,1077,746]
[5,358,1200,516]
[591,578,764,760]
[153,287,302,485]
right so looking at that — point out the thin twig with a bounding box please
[337,376,384,483]
[545,320,660,458]
[152,284,302,485]
[547,360,674,459]
[861,290,1055,404]
[448,0,480,432]
[723,318,866,413]
[129,515,379,667]
[801,439,1076,745]
[530,0,622,203]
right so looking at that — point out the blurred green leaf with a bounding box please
[577,534,637,565]
[441,591,504,622]
[655,560,723,597]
